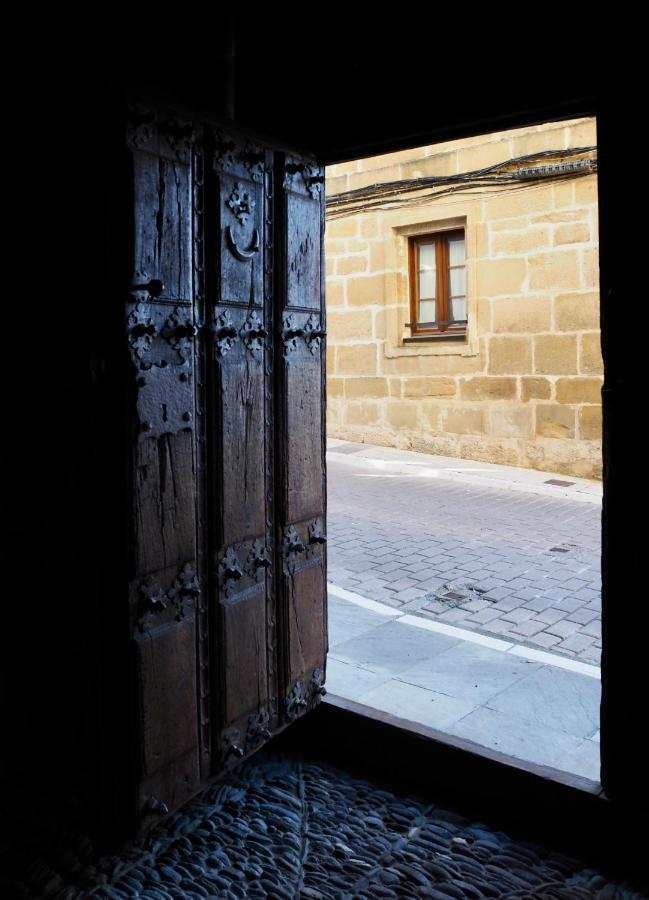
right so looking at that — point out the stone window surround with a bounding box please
[385,206,479,360]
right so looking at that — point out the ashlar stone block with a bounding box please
[460,377,517,401]
[536,404,576,439]
[444,407,485,435]
[534,334,578,375]
[488,336,533,374]
[521,377,552,401]
[556,377,603,404]
[554,293,599,332]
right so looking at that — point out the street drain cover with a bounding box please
[545,478,575,487]
[549,542,579,553]
[427,581,492,608]
[444,591,466,601]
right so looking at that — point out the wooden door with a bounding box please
[125,106,203,828]
[123,102,327,833]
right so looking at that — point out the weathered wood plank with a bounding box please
[286,361,323,522]
[136,619,200,777]
[222,583,269,723]
[287,558,326,683]
[133,151,192,301]
[218,354,266,546]
[276,154,328,725]
[133,430,196,577]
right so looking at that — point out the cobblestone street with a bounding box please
[327,440,602,665]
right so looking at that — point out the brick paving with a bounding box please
[327,443,602,665]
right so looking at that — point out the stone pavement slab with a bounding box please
[330,619,462,678]
[485,665,600,739]
[327,592,601,781]
[395,640,541,705]
[324,657,391,700]
[327,439,602,664]
[328,597,394,646]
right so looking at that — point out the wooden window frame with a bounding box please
[407,228,467,341]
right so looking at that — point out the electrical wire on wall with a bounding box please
[325,146,597,219]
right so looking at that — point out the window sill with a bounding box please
[403,333,467,344]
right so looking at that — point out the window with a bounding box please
[406,229,467,341]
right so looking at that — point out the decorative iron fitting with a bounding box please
[193,144,206,308]
[281,524,306,575]
[221,728,244,762]
[311,668,327,703]
[227,181,256,225]
[305,314,326,355]
[242,142,265,182]
[163,308,198,360]
[127,304,157,359]
[281,525,306,558]
[305,165,325,199]
[143,796,169,817]
[308,519,327,544]
[240,310,267,355]
[137,563,200,632]
[163,117,194,158]
[284,161,324,197]
[226,225,260,261]
[213,130,236,172]
[136,361,195,439]
[211,309,239,357]
[246,711,271,747]
[218,547,243,592]
[285,682,307,720]
[282,313,305,353]
[246,539,271,579]
[126,107,156,151]
[172,563,201,615]
[139,581,168,615]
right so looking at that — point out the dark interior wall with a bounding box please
[102,20,601,162]
[3,21,643,848]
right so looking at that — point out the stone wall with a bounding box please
[325,117,602,478]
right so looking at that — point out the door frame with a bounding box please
[285,91,642,863]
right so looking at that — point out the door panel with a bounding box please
[285,358,324,522]
[131,132,193,303]
[218,171,265,306]
[287,185,323,309]
[125,106,202,830]
[287,551,327,685]
[218,347,266,545]
[133,428,196,576]
[209,132,277,768]
[137,619,199,777]
[222,582,268,721]
[276,155,328,723]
